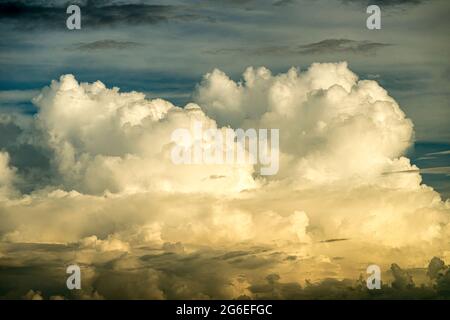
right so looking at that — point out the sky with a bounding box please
[0,0,449,299]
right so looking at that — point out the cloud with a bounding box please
[0,113,54,194]
[193,62,417,190]
[71,40,142,51]
[205,39,391,57]
[297,39,392,55]
[2,245,449,299]
[23,289,43,300]
[0,62,449,299]
[383,166,450,176]
[391,263,415,289]
[273,0,296,6]
[0,1,211,30]
[319,238,350,243]
[0,89,39,104]
[420,166,450,175]
[427,150,450,156]
[28,74,257,195]
[340,0,432,7]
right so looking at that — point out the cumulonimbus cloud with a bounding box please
[0,62,449,299]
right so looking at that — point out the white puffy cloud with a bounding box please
[194,62,415,187]
[32,74,257,195]
[0,62,449,299]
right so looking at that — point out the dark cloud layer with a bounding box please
[1,241,449,299]
[0,1,210,30]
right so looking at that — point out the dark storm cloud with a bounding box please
[0,1,210,30]
[71,40,142,51]
[205,39,391,57]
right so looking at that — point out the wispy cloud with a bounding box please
[205,39,391,56]
[319,238,350,243]
[298,39,392,55]
[340,0,432,7]
[71,40,142,51]
[0,89,39,103]
[383,166,450,175]
[426,150,450,156]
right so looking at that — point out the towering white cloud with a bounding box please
[0,62,449,299]
[194,62,415,187]
[32,74,257,195]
